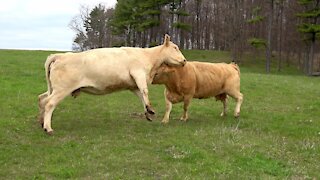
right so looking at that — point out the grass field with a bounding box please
[0,49,319,179]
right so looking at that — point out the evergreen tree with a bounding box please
[84,4,109,48]
[170,0,191,48]
[110,0,190,47]
[247,6,267,62]
[110,0,138,46]
[71,4,112,50]
[297,0,320,75]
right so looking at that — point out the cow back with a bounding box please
[191,62,239,99]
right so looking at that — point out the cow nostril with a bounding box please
[183,59,186,63]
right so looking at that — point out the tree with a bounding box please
[229,0,245,64]
[276,0,285,72]
[195,0,202,49]
[266,0,275,73]
[247,6,267,61]
[110,0,137,46]
[139,0,168,46]
[111,0,173,47]
[70,4,113,50]
[169,0,191,47]
[297,0,320,75]
[84,4,110,48]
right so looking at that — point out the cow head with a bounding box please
[160,34,186,67]
[152,64,176,84]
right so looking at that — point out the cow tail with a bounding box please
[230,62,240,76]
[44,54,57,95]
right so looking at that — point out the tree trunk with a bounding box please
[231,0,242,63]
[309,39,315,75]
[204,5,210,50]
[196,0,201,49]
[266,0,274,73]
[277,1,284,72]
[170,0,175,37]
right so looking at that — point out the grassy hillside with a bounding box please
[0,49,319,179]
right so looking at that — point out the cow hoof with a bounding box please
[44,128,54,135]
[180,117,188,122]
[234,112,240,118]
[161,120,169,124]
[146,106,155,115]
[145,112,153,121]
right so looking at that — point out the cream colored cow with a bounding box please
[38,34,186,134]
[152,61,243,124]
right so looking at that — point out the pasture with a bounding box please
[0,49,319,179]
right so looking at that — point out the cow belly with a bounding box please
[194,79,224,99]
[80,80,137,95]
[194,89,222,99]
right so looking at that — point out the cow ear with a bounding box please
[164,34,170,47]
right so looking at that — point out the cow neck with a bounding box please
[146,45,166,81]
[166,69,180,93]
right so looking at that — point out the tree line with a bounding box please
[69,0,320,75]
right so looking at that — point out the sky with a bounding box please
[0,0,117,51]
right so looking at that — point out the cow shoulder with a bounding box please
[176,63,197,95]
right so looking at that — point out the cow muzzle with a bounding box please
[181,59,187,66]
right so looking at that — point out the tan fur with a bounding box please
[152,61,243,124]
[38,34,186,134]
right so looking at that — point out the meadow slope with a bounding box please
[0,49,319,179]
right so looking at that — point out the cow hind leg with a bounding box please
[227,91,243,118]
[180,97,191,122]
[162,89,173,124]
[38,92,49,126]
[42,90,70,134]
[215,93,228,117]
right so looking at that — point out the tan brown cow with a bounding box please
[152,61,243,124]
[38,34,186,134]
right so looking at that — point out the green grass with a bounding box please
[0,49,319,179]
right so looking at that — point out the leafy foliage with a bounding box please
[172,22,192,31]
[297,0,320,41]
[298,23,320,33]
[296,8,320,18]
[110,0,191,45]
[248,38,266,49]
[296,0,320,75]
[298,0,316,5]
[246,5,267,51]
[71,4,113,50]
[247,16,265,24]
[247,6,265,24]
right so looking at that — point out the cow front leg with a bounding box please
[130,71,155,121]
[38,92,49,126]
[162,89,172,124]
[132,89,154,121]
[180,97,191,122]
